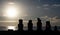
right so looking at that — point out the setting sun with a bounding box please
[4,2,18,18]
[6,6,17,17]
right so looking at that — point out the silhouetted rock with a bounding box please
[8,29,13,31]
[18,19,23,31]
[28,20,33,32]
[45,21,52,32]
[37,18,42,32]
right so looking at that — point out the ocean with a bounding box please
[0,25,60,31]
[0,20,60,31]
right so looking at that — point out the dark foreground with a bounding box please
[0,31,60,35]
[0,29,60,35]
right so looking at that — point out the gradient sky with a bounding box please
[0,0,60,26]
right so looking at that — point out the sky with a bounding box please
[0,0,60,26]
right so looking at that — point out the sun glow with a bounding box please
[5,2,18,18]
[6,6,17,17]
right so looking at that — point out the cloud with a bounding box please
[42,4,60,9]
[40,16,60,26]
[42,4,60,7]
[42,4,49,7]
[36,6,41,8]
[43,8,49,10]
[42,4,50,10]
[49,16,59,23]
[0,21,17,22]
[52,4,60,7]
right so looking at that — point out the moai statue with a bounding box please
[18,19,23,31]
[45,21,52,32]
[37,18,42,32]
[28,20,33,32]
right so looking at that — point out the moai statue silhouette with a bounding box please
[18,19,23,31]
[54,26,58,32]
[45,21,52,32]
[28,20,33,32]
[37,18,42,32]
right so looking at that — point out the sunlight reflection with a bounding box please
[7,26,16,30]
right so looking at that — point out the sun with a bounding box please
[6,6,17,18]
[5,2,18,18]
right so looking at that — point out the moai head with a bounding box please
[46,21,50,25]
[37,18,41,21]
[19,19,23,24]
[29,20,32,23]
[54,26,58,30]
